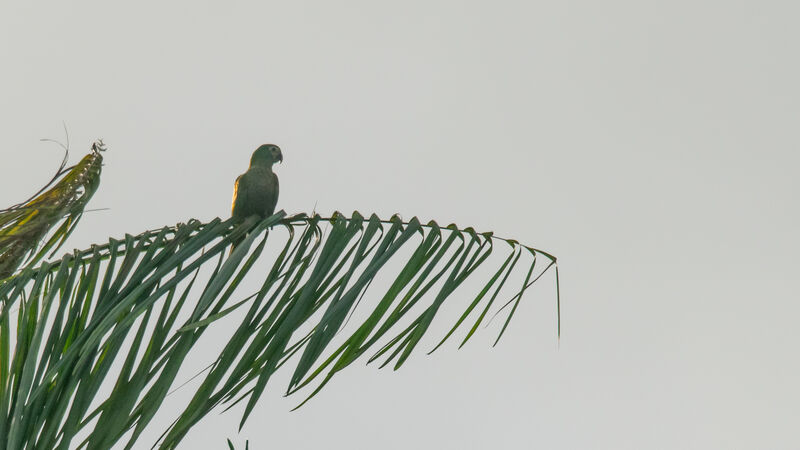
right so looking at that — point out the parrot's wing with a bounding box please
[265,172,279,216]
[231,174,248,219]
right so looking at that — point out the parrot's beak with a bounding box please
[278,152,283,164]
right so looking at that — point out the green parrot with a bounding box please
[231,143,282,226]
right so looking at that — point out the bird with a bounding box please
[230,144,282,249]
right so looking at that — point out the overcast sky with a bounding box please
[1,1,798,449]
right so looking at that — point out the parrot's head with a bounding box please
[250,144,283,167]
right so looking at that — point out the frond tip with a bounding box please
[0,140,105,279]
[0,212,557,449]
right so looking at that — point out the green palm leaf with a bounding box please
[0,210,557,449]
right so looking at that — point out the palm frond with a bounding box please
[0,212,558,449]
[226,438,248,450]
[0,141,106,280]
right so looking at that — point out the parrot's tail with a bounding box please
[228,215,263,256]
[229,233,245,256]
[228,217,249,256]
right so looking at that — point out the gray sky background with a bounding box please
[1,1,798,449]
